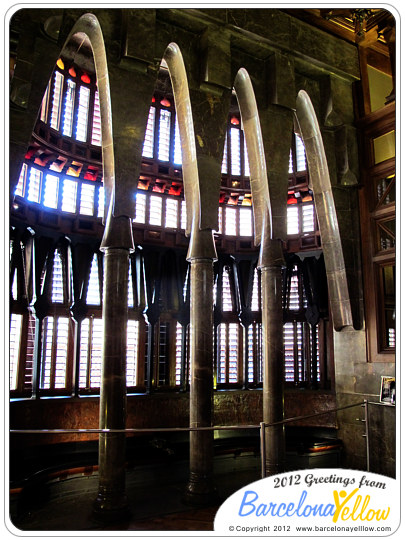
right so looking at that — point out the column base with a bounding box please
[183,472,219,507]
[93,493,131,523]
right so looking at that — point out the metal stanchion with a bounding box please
[363,399,370,472]
[11,401,372,475]
[260,421,266,478]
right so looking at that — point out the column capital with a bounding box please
[186,227,217,262]
[258,236,285,270]
[100,214,134,252]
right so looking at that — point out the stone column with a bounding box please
[184,253,216,504]
[259,236,285,476]
[94,217,133,521]
[163,35,230,506]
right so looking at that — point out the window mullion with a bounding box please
[87,86,96,146]
[15,314,26,393]
[153,104,161,161]
[86,316,93,390]
[169,107,176,165]
[293,321,299,384]
[240,128,245,178]
[226,127,231,177]
[50,316,58,390]
[304,322,311,384]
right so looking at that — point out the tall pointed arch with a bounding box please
[233,67,285,477]
[295,90,353,331]
[58,13,114,230]
[162,42,218,504]
[162,42,217,260]
[234,68,272,251]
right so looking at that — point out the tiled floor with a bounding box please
[10,453,260,532]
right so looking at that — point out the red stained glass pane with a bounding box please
[25,148,37,160]
[83,166,99,181]
[81,73,91,84]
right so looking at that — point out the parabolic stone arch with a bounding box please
[54,13,134,521]
[295,90,353,331]
[234,67,286,476]
[163,41,218,505]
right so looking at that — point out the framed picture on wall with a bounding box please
[380,376,395,404]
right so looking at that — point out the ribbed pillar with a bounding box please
[184,257,216,505]
[261,262,285,476]
[93,247,130,521]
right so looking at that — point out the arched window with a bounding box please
[10,60,332,397]
[40,58,100,146]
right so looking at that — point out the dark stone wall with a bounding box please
[333,329,396,478]
[9,8,395,479]
[10,389,337,448]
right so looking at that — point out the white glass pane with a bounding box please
[165,198,178,228]
[89,318,103,388]
[175,322,183,386]
[222,270,233,311]
[41,317,54,389]
[91,90,102,146]
[10,314,22,390]
[214,207,223,234]
[98,186,104,218]
[302,203,315,233]
[11,268,18,300]
[128,260,134,308]
[62,79,76,137]
[61,178,77,213]
[289,271,300,311]
[75,86,90,142]
[251,268,260,311]
[79,183,95,216]
[180,200,187,230]
[287,205,299,235]
[54,317,69,388]
[49,71,64,130]
[230,127,241,176]
[222,133,228,174]
[388,328,395,348]
[15,164,27,197]
[27,167,42,203]
[43,174,59,209]
[149,195,162,226]
[239,207,252,237]
[142,106,156,158]
[247,325,254,383]
[87,255,100,305]
[173,115,182,165]
[288,149,293,174]
[218,324,227,384]
[228,323,239,383]
[52,250,64,303]
[295,134,306,172]
[79,318,90,388]
[134,192,146,224]
[126,320,139,386]
[158,109,171,162]
[225,207,237,236]
[283,322,295,382]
